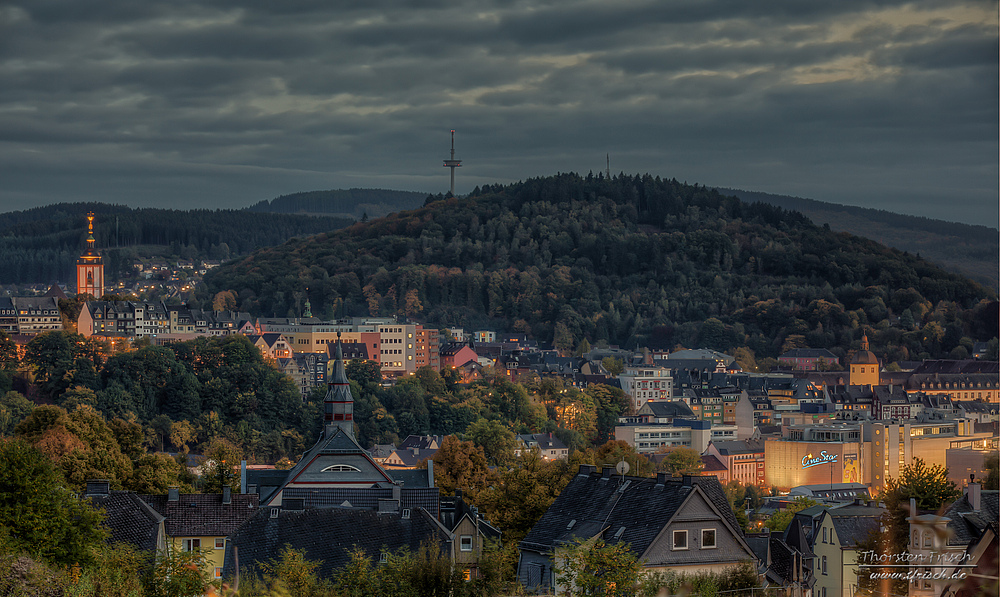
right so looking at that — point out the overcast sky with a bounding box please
[1,0,997,226]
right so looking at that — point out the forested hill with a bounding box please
[246,189,428,220]
[203,173,998,363]
[717,188,999,290]
[0,203,352,284]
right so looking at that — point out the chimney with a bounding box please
[168,487,180,502]
[682,475,694,487]
[655,472,671,486]
[601,466,614,479]
[393,483,402,502]
[578,464,596,476]
[222,486,231,505]
[969,483,981,512]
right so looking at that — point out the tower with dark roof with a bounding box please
[849,333,880,386]
[76,212,104,298]
[324,336,354,440]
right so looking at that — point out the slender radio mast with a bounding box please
[443,130,462,196]
[606,154,610,180]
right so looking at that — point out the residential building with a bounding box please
[440,342,478,370]
[82,480,167,556]
[517,466,757,593]
[615,419,738,454]
[14,297,63,335]
[924,484,1000,597]
[778,348,841,371]
[415,325,440,370]
[0,298,18,334]
[141,487,258,580]
[618,355,673,409]
[811,503,884,597]
[705,439,766,487]
[245,333,293,360]
[515,433,569,460]
[440,490,502,580]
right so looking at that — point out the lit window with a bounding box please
[215,538,225,549]
[215,567,222,578]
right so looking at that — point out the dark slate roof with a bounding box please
[828,514,880,547]
[517,433,568,451]
[86,491,163,552]
[942,490,1000,546]
[223,506,451,578]
[519,468,745,561]
[701,455,728,472]
[642,401,695,418]
[141,493,259,537]
[388,468,433,489]
[910,360,999,375]
[711,439,765,455]
[779,349,838,359]
[399,435,441,450]
[745,534,770,572]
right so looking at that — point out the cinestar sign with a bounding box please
[802,451,838,469]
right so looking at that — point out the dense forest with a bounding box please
[0,203,352,284]
[246,188,427,220]
[203,173,998,363]
[722,187,1000,289]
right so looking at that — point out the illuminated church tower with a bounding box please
[849,333,880,386]
[76,212,104,299]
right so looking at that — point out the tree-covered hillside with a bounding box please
[246,188,428,220]
[203,173,997,361]
[0,203,352,284]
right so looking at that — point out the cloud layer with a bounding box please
[1,0,997,225]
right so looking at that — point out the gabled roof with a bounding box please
[141,493,258,537]
[86,491,164,552]
[517,433,568,451]
[520,468,748,563]
[818,509,881,548]
[942,490,1000,546]
[223,506,452,578]
[701,455,728,472]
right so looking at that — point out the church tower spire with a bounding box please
[323,333,355,439]
[76,212,104,299]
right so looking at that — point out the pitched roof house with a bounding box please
[517,466,757,594]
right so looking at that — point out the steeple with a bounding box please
[76,212,104,299]
[323,333,354,439]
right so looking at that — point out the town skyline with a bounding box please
[0,1,997,227]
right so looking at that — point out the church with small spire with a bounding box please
[254,336,439,514]
[76,212,104,298]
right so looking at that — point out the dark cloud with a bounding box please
[0,0,995,227]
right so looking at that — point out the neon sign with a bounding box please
[802,451,838,469]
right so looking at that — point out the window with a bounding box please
[321,464,361,473]
[823,527,827,543]
[182,539,201,552]
[379,552,388,563]
[460,535,474,552]
[923,535,932,548]
[822,555,827,575]
[215,538,225,549]
[215,567,222,578]
[672,530,688,550]
[701,529,716,549]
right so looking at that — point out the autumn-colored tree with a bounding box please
[765,497,819,532]
[212,290,238,312]
[556,538,642,597]
[658,447,704,477]
[601,357,624,377]
[570,440,655,478]
[201,437,242,493]
[464,418,517,467]
[426,435,495,502]
[0,438,107,565]
[0,391,33,436]
[478,449,572,545]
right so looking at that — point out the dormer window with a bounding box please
[321,464,361,473]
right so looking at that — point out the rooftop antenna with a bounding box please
[606,154,611,180]
[443,130,462,196]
